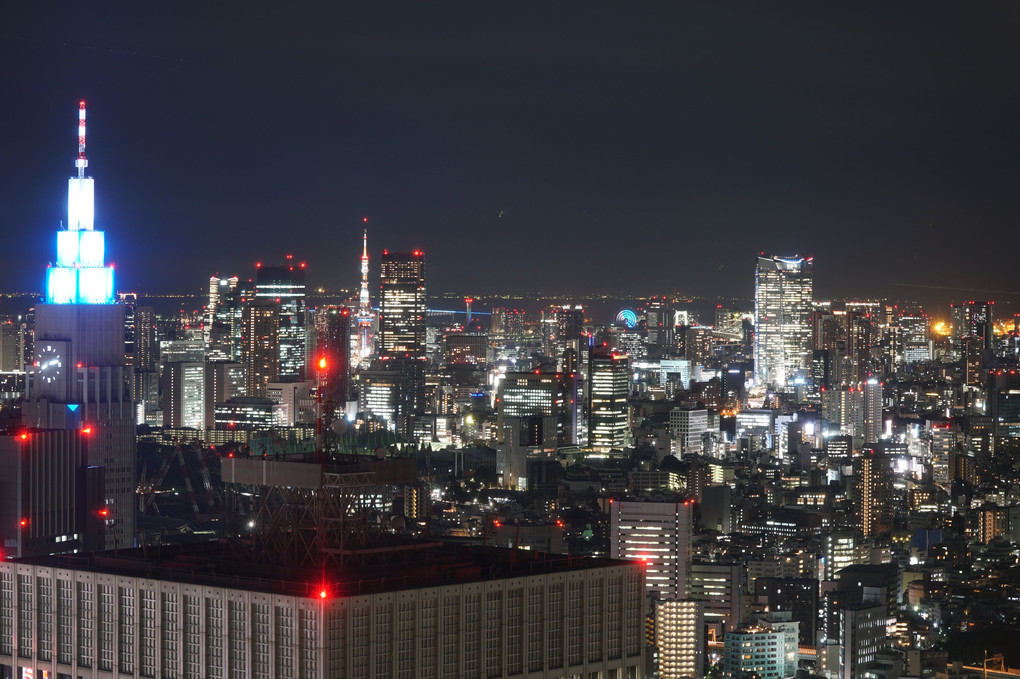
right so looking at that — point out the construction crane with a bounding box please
[175,443,201,518]
[141,444,179,515]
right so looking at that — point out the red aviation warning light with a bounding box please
[19,518,28,528]
[97,508,109,518]
[318,356,328,371]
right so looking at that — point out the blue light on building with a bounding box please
[45,100,115,305]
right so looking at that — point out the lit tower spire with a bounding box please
[359,223,370,316]
[76,99,88,179]
[356,219,374,362]
[47,99,114,304]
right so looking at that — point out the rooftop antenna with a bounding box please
[76,100,88,179]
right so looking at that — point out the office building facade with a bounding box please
[589,348,630,451]
[0,544,645,679]
[610,500,693,603]
[255,262,307,380]
[754,255,813,389]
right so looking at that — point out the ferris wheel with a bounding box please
[615,308,638,328]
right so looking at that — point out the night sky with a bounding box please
[3,2,1020,307]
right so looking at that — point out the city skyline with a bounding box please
[3,4,1020,306]
[4,46,1020,676]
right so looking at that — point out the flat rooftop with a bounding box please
[13,539,634,599]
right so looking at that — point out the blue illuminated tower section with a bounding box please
[47,100,116,304]
[24,100,135,551]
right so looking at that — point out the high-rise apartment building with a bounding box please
[610,499,693,602]
[589,347,630,450]
[754,255,813,389]
[722,617,800,679]
[242,300,279,397]
[656,599,705,679]
[864,377,883,444]
[854,451,892,538]
[22,101,135,551]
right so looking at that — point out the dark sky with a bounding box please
[3,2,1020,307]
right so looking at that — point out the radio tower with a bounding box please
[76,100,88,178]
[356,220,374,363]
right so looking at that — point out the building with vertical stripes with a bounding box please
[0,541,645,679]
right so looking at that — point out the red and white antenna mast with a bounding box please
[75,100,88,179]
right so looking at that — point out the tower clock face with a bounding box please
[36,344,63,384]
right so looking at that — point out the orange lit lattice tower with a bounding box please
[356,224,375,362]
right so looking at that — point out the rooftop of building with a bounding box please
[11,539,635,600]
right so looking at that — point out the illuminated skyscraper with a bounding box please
[896,306,930,364]
[379,250,427,433]
[22,101,135,550]
[255,260,307,379]
[497,371,559,488]
[754,255,813,389]
[206,274,242,361]
[853,451,892,538]
[242,300,279,397]
[379,250,426,359]
[951,300,993,350]
[311,305,351,410]
[863,376,883,444]
[588,347,630,450]
[161,361,206,429]
[610,499,693,602]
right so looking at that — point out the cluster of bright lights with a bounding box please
[46,265,114,305]
[45,101,115,305]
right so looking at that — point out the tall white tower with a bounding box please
[24,100,136,550]
[356,221,374,362]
